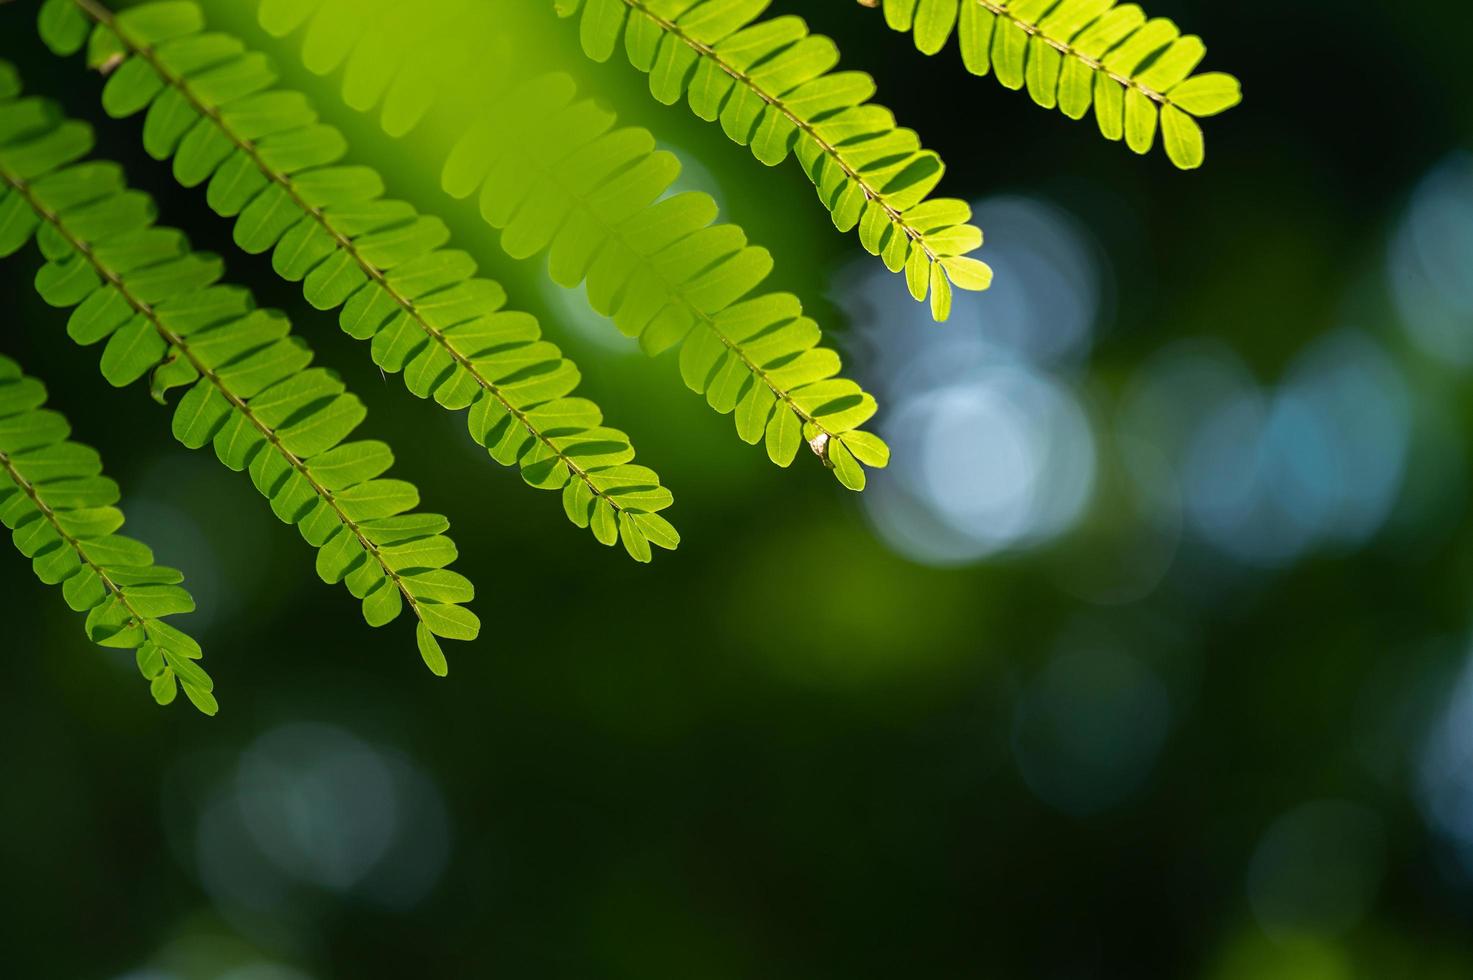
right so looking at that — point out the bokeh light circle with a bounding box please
[1388,153,1473,367]
[866,368,1096,565]
[1245,800,1385,940]
[1120,331,1410,568]
[1010,648,1171,815]
[837,194,1106,566]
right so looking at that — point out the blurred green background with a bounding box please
[3,0,1473,976]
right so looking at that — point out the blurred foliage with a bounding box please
[2,0,1472,977]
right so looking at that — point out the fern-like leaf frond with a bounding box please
[0,351,216,714]
[255,5,892,490]
[39,0,678,562]
[557,0,991,321]
[0,68,478,670]
[442,72,890,489]
[878,0,1242,169]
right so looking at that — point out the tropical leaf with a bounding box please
[40,0,677,561]
[877,0,1242,169]
[246,6,894,490]
[0,66,479,667]
[0,353,216,714]
[444,71,889,489]
[555,0,991,319]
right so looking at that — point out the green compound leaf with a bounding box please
[52,0,678,561]
[0,60,478,671]
[0,353,215,714]
[876,0,1241,169]
[260,2,890,490]
[556,0,990,319]
[444,73,888,487]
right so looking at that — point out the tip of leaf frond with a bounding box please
[186,686,220,716]
[416,622,449,677]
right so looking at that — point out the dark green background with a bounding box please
[3,1,1472,976]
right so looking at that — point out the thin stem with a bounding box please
[75,0,629,514]
[619,0,942,269]
[0,162,424,624]
[969,1,1172,106]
